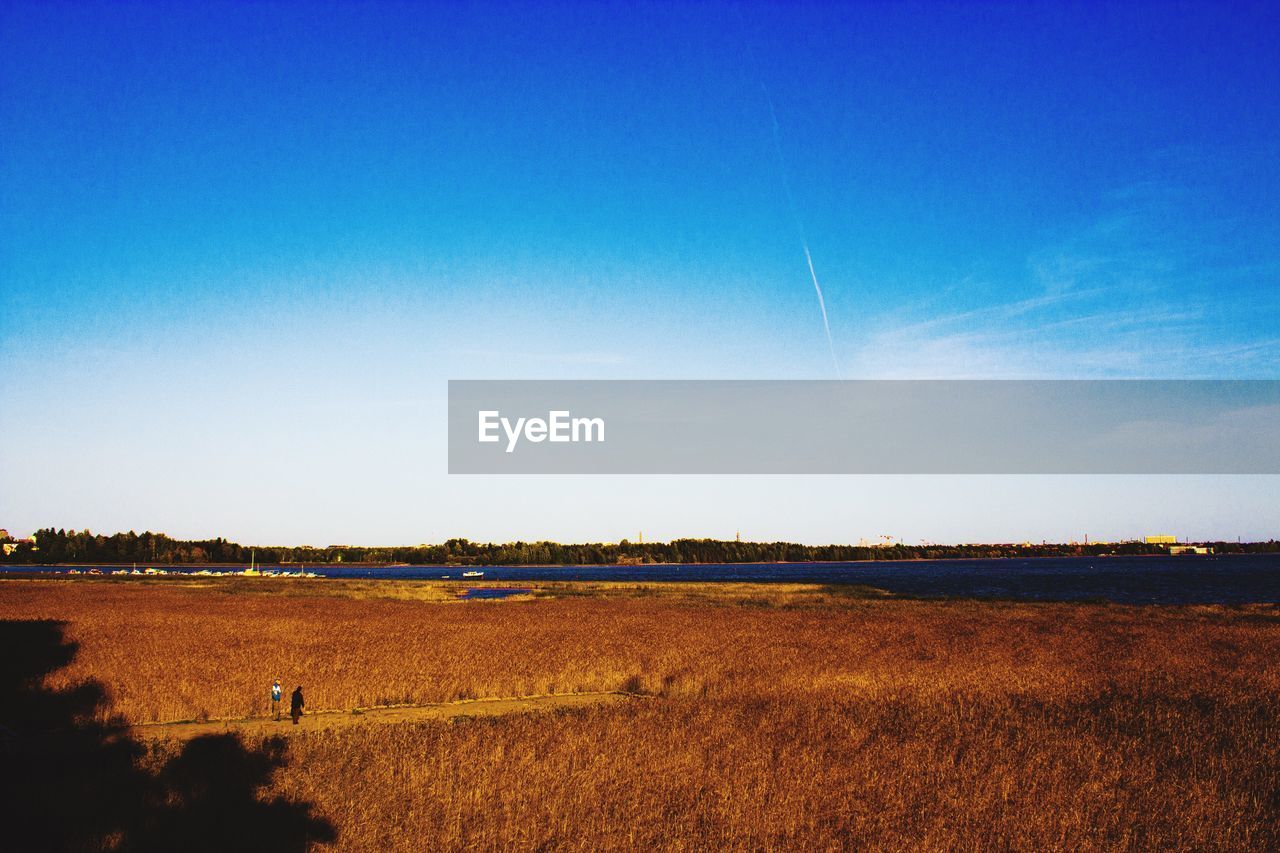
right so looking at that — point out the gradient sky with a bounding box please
[2,1,1278,545]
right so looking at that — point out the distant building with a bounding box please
[1170,545,1212,555]
[1144,535,1178,545]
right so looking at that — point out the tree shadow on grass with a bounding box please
[0,620,335,851]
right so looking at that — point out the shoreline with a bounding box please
[0,550,1262,571]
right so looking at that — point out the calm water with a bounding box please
[6,554,1280,605]
[459,587,533,600]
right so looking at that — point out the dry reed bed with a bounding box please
[244,687,1278,850]
[1,580,1275,723]
[4,579,1280,849]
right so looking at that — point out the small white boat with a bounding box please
[462,570,484,578]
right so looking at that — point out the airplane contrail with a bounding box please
[759,75,843,379]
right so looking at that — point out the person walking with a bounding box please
[290,685,305,725]
[271,679,282,720]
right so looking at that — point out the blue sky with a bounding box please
[2,1,1277,544]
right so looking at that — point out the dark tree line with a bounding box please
[2,527,1276,566]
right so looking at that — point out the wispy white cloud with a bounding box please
[844,170,1280,379]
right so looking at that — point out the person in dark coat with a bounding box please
[290,686,304,725]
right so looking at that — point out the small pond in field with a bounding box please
[459,587,534,600]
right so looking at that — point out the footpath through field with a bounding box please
[131,691,637,741]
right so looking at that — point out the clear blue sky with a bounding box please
[2,1,1277,544]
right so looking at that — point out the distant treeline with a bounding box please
[2,527,1278,566]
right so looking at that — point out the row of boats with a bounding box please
[60,565,484,579]
[62,566,321,578]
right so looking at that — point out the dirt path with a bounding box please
[131,691,638,741]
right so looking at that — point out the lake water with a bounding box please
[5,554,1280,605]
[458,587,533,600]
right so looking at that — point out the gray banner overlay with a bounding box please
[448,380,1280,474]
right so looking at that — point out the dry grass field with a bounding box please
[3,577,1279,850]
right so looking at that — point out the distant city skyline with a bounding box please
[2,2,1278,544]
[0,523,1252,549]
[0,524,1263,550]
